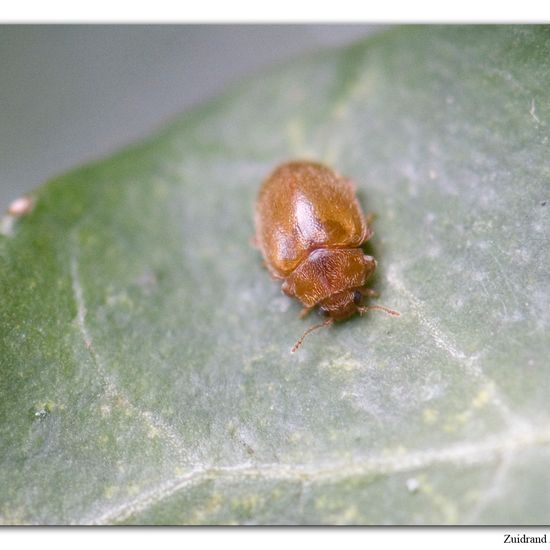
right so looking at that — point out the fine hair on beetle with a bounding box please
[254,160,400,352]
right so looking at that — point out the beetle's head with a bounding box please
[318,289,362,320]
[318,287,400,321]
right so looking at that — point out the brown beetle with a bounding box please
[254,161,399,352]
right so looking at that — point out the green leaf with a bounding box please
[1,26,549,525]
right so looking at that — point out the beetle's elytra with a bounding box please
[254,161,399,352]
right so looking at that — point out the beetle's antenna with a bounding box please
[291,318,333,353]
[358,304,401,317]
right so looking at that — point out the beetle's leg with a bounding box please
[359,212,376,244]
[360,287,379,298]
[358,304,401,317]
[365,212,377,226]
[281,280,293,296]
[362,225,374,244]
[266,264,281,279]
[362,255,377,279]
[299,306,313,319]
[359,212,376,246]
[250,234,259,248]
[291,318,333,353]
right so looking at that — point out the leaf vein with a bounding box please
[88,427,550,525]
[386,267,527,431]
[69,246,190,461]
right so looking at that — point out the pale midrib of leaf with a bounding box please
[69,226,547,525]
[88,428,550,525]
